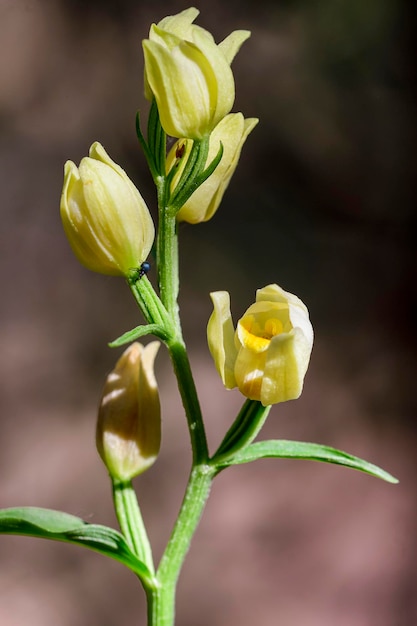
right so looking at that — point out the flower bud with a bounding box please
[167,114,258,223]
[207,285,314,406]
[60,142,155,276]
[96,342,161,481]
[143,8,250,139]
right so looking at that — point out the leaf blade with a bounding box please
[109,323,168,347]
[220,440,398,483]
[0,507,155,586]
[211,399,271,462]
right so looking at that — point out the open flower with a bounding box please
[167,113,258,223]
[207,284,314,406]
[143,7,250,139]
[96,342,161,482]
[60,142,154,277]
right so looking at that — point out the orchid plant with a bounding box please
[0,8,397,626]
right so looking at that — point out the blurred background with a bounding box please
[0,0,416,624]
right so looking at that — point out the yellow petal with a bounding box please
[156,7,200,38]
[207,291,238,388]
[143,38,216,139]
[218,30,251,64]
[234,345,266,402]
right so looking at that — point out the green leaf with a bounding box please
[218,440,398,484]
[170,141,223,212]
[168,136,211,212]
[211,399,271,463]
[109,323,169,347]
[192,142,224,189]
[0,507,156,587]
[135,111,158,182]
[146,99,166,177]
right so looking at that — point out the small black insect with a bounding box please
[138,261,151,279]
[128,261,151,284]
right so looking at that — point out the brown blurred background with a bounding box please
[0,0,416,624]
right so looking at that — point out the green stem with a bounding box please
[155,171,179,324]
[154,170,208,462]
[127,110,213,625]
[128,275,208,462]
[148,169,211,625]
[128,272,208,463]
[156,208,179,322]
[148,465,214,626]
[112,480,154,574]
[167,338,209,464]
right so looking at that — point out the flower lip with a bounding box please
[238,312,291,353]
[237,300,294,351]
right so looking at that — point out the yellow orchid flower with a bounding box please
[143,7,250,139]
[167,113,258,223]
[207,284,314,406]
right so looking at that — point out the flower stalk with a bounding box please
[112,479,155,574]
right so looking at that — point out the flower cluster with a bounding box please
[59,7,314,482]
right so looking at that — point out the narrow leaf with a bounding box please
[146,99,166,176]
[212,399,271,462]
[194,142,224,188]
[170,141,223,212]
[219,440,398,483]
[0,507,155,586]
[109,323,168,348]
[168,138,203,207]
[136,111,158,182]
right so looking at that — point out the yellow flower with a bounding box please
[207,284,314,406]
[143,7,250,139]
[96,342,161,482]
[167,113,258,223]
[60,142,154,277]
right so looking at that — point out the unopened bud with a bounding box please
[96,342,161,481]
[60,142,155,277]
